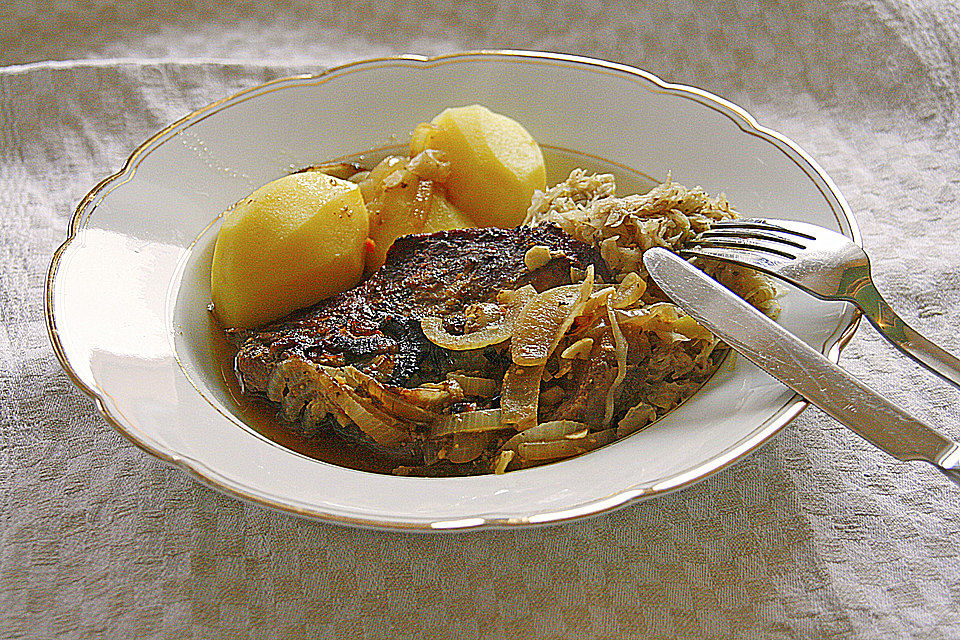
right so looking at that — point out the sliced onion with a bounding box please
[560,337,594,360]
[509,288,577,364]
[511,265,595,366]
[499,363,543,432]
[548,265,595,354]
[420,316,512,350]
[615,303,680,331]
[404,381,465,408]
[500,269,599,429]
[523,245,553,271]
[580,286,615,318]
[500,420,590,452]
[616,403,657,438]
[496,284,539,312]
[493,450,514,474]
[339,366,449,423]
[603,298,628,426]
[421,285,537,351]
[430,408,504,438]
[611,271,646,309]
[314,368,411,448]
[381,166,411,190]
[615,303,713,340]
[267,358,325,420]
[407,148,451,182]
[446,373,500,398]
[357,155,405,202]
[516,428,617,461]
[672,315,713,340]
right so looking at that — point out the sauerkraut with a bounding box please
[394,171,780,475]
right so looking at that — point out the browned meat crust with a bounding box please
[228,224,611,399]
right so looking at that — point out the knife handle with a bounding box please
[691,275,960,469]
[788,347,960,470]
[642,247,960,480]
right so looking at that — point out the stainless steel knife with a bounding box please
[643,247,960,486]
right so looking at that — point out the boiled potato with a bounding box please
[361,156,472,269]
[211,172,369,329]
[409,105,546,228]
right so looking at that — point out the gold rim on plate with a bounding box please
[45,50,861,530]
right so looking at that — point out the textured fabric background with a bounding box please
[2,1,960,638]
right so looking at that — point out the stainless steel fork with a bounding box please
[682,218,960,388]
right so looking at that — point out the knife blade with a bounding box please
[642,247,960,485]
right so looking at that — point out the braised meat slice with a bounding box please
[229,224,611,398]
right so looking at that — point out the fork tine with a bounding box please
[688,231,801,259]
[680,242,792,273]
[685,217,855,273]
[710,218,819,240]
[697,228,807,251]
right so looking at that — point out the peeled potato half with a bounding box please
[409,105,546,228]
[360,155,473,269]
[211,172,370,329]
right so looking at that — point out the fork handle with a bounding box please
[853,283,960,388]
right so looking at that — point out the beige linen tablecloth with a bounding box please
[3,1,960,638]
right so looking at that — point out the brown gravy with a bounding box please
[213,330,399,475]
[208,149,655,475]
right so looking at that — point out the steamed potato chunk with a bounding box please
[409,105,546,228]
[360,155,472,269]
[211,172,369,328]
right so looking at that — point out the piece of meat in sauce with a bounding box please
[227,223,610,463]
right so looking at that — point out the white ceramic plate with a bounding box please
[47,51,859,530]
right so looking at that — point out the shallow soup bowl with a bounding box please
[46,51,858,530]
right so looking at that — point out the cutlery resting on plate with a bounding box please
[683,217,960,388]
[645,247,960,487]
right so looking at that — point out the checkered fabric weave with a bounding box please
[2,1,960,636]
